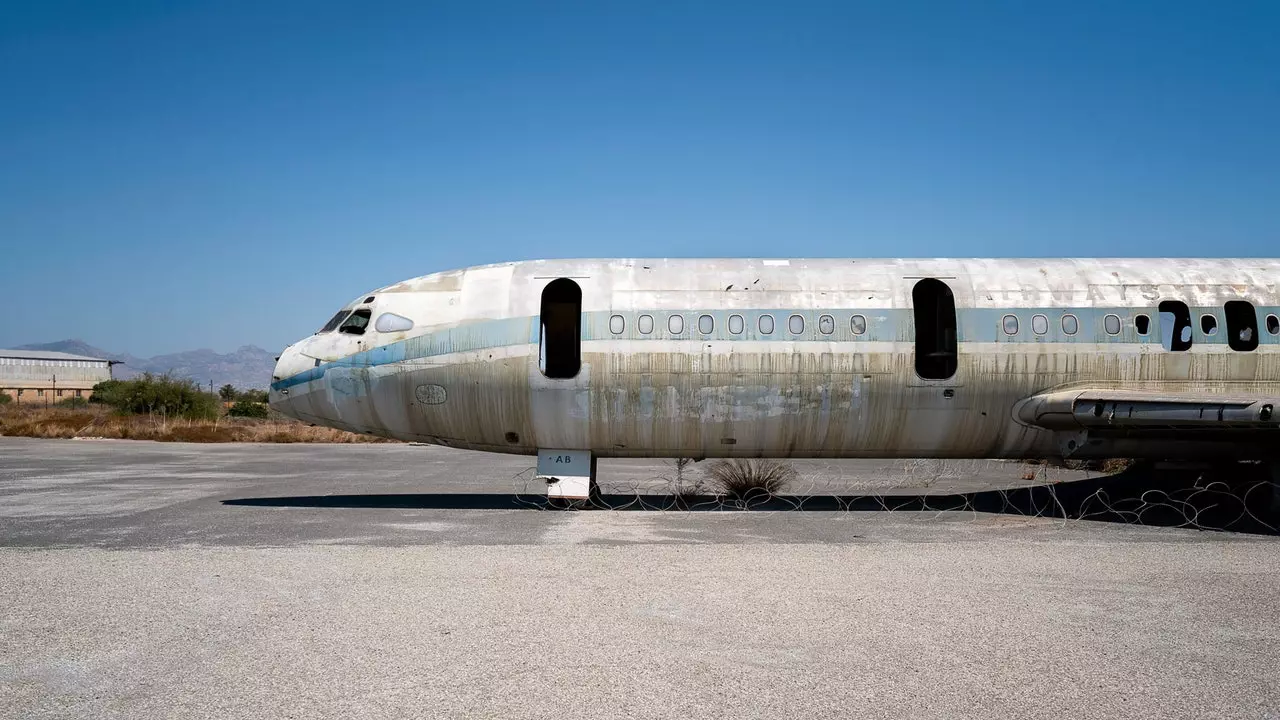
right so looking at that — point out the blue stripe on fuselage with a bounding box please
[270,306,1280,391]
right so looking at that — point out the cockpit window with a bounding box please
[318,311,350,333]
[338,309,372,335]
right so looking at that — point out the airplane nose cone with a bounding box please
[273,345,313,383]
[269,345,311,418]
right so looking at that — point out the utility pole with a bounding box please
[49,373,56,409]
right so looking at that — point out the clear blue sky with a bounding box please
[2,1,1277,356]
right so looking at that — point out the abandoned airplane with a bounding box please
[270,258,1280,499]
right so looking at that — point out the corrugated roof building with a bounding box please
[0,350,116,406]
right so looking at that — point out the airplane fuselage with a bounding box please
[270,259,1280,461]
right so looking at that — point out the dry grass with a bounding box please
[704,458,797,500]
[0,406,394,443]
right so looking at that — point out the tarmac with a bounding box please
[2,437,1279,719]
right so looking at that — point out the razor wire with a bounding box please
[508,459,1280,535]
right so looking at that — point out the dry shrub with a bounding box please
[0,406,393,444]
[1039,457,1136,475]
[1101,458,1135,474]
[661,457,705,498]
[704,458,796,500]
[168,425,236,443]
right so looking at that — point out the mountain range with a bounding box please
[14,340,277,390]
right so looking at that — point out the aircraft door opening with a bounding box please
[539,278,582,379]
[913,278,958,380]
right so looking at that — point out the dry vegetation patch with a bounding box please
[0,406,393,443]
[704,458,797,500]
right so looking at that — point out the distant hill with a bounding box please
[13,340,276,390]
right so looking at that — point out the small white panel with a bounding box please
[537,449,593,499]
[762,259,790,266]
[537,449,591,475]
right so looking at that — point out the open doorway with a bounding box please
[1224,300,1259,351]
[539,279,582,378]
[1158,300,1193,351]
[913,278,958,380]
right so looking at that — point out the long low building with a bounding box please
[0,350,116,405]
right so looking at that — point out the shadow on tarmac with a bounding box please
[223,462,1280,536]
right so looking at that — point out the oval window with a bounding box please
[1032,314,1048,335]
[728,314,744,334]
[818,314,834,335]
[698,314,714,334]
[668,314,684,334]
[758,314,775,334]
[637,314,654,335]
[1104,314,1121,335]
[609,315,625,334]
[1268,314,1280,335]
[851,315,867,335]
[788,314,805,334]
[1135,314,1150,336]
[1002,314,1019,335]
[1062,314,1079,335]
[374,312,414,333]
[1200,314,1217,335]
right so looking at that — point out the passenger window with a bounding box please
[1062,314,1079,335]
[1200,314,1217,335]
[1002,315,1019,335]
[1134,314,1150,336]
[1158,301,1192,351]
[374,313,414,333]
[539,278,581,378]
[758,314,774,334]
[1032,314,1048,335]
[818,314,834,334]
[668,314,684,334]
[728,314,744,334]
[698,314,714,334]
[338,309,372,335]
[609,315,625,334]
[851,315,867,335]
[1224,301,1259,351]
[638,315,654,334]
[788,314,805,334]
[1267,314,1280,335]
